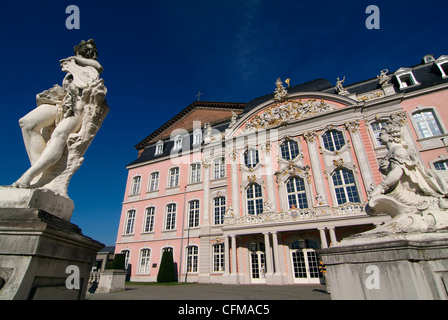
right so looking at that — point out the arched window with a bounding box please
[332,169,360,205]
[286,177,308,209]
[322,130,345,151]
[280,140,300,161]
[246,183,263,215]
[213,157,226,179]
[121,250,130,270]
[169,167,180,188]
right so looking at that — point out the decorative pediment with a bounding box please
[242,99,334,133]
[274,161,311,184]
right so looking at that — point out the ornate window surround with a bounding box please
[275,163,313,211]
[327,166,362,206]
[409,106,446,139]
[319,126,350,156]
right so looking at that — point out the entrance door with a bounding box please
[290,240,321,284]
[249,242,266,283]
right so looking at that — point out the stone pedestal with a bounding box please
[318,232,448,300]
[95,269,126,293]
[0,207,104,300]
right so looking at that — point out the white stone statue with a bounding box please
[11,39,109,197]
[335,76,349,95]
[377,69,392,87]
[367,122,448,233]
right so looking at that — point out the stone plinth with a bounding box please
[318,232,448,300]
[95,269,127,293]
[0,186,74,221]
[0,207,104,300]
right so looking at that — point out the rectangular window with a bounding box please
[434,160,448,170]
[149,172,159,191]
[169,167,180,188]
[165,204,177,230]
[138,249,151,274]
[125,210,136,234]
[213,243,225,272]
[190,163,201,184]
[214,197,226,225]
[144,207,155,232]
[155,142,163,155]
[413,110,443,138]
[370,121,387,147]
[131,176,141,195]
[186,246,198,273]
[213,157,226,179]
[188,200,200,228]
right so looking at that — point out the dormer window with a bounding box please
[435,55,448,78]
[193,130,202,145]
[394,67,420,89]
[155,141,164,155]
[173,135,182,150]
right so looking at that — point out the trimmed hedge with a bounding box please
[157,248,177,283]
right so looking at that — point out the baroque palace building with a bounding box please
[115,54,448,285]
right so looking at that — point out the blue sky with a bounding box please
[1,0,447,246]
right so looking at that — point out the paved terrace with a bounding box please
[87,283,330,300]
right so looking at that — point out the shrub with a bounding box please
[157,248,177,283]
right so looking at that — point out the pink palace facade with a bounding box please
[115,54,448,285]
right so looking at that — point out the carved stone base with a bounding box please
[0,186,74,221]
[0,208,103,300]
[318,231,448,300]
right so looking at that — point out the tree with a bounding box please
[157,248,177,283]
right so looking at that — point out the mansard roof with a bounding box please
[134,100,246,150]
[128,54,448,167]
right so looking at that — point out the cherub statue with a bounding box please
[367,122,448,232]
[12,39,108,196]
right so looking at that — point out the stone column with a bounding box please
[318,228,328,249]
[263,232,274,275]
[231,235,237,274]
[224,235,230,276]
[304,132,328,206]
[328,227,338,247]
[202,160,210,224]
[230,154,240,217]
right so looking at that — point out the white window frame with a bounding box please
[130,175,141,195]
[186,245,199,273]
[193,130,202,146]
[331,168,361,205]
[168,167,180,188]
[155,141,164,155]
[165,203,177,231]
[190,163,202,184]
[213,157,226,180]
[143,207,155,233]
[394,67,420,89]
[173,135,182,151]
[410,107,445,139]
[322,129,346,152]
[188,200,200,228]
[435,56,448,78]
[369,120,388,147]
[212,243,225,273]
[124,209,136,235]
[246,183,263,215]
[213,196,226,225]
[285,176,309,209]
[148,171,159,192]
[244,148,260,168]
[280,139,300,161]
[138,248,151,274]
[121,250,130,270]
